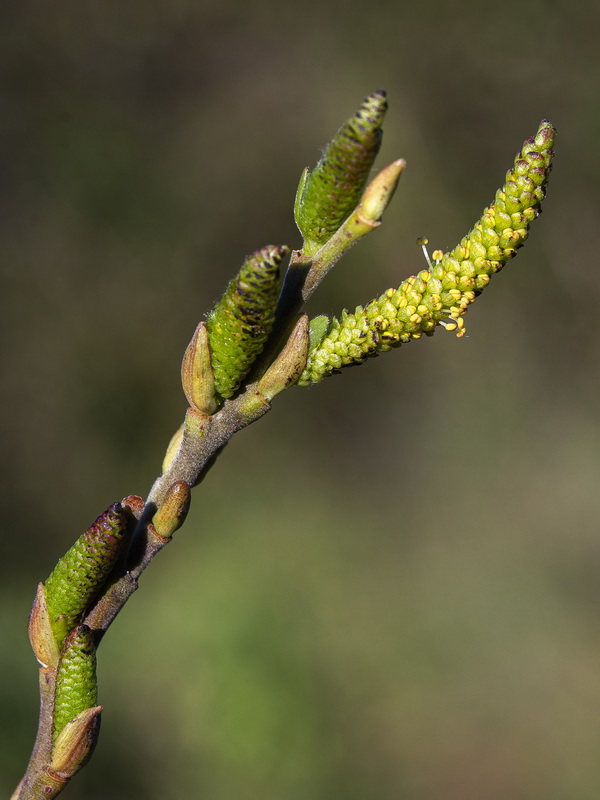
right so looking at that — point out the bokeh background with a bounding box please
[2,1,600,798]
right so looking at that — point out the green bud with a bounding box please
[44,503,129,647]
[256,314,310,400]
[53,625,97,740]
[151,480,191,539]
[28,583,61,668]
[299,120,555,385]
[295,90,387,256]
[293,167,310,224]
[207,245,288,399]
[50,706,102,777]
[359,159,405,223]
[181,321,218,415]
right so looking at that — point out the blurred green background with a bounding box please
[2,1,600,798]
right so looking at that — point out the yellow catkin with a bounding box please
[299,120,555,386]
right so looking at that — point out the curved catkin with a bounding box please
[206,245,288,399]
[53,625,97,740]
[44,503,129,646]
[298,120,556,385]
[295,90,387,256]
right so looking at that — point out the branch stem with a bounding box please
[17,667,57,800]
[84,383,271,638]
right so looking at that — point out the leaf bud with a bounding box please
[50,705,102,777]
[28,583,61,668]
[181,321,218,415]
[256,315,310,400]
[151,481,191,539]
[359,159,405,223]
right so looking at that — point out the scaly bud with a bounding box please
[151,481,191,539]
[299,120,555,384]
[53,625,97,740]
[181,321,218,415]
[207,245,288,399]
[44,503,129,646]
[359,159,405,223]
[28,583,61,668]
[256,315,310,400]
[295,90,388,256]
[50,706,102,777]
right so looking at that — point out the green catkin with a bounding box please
[206,245,288,399]
[295,90,387,256]
[298,120,556,385]
[53,625,97,740]
[44,503,128,647]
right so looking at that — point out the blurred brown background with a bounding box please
[2,1,599,798]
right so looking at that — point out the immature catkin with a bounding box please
[295,90,387,256]
[44,503,128,646]
[298,120,556,385]
[53,625,97,740]
[206,245,288,399]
